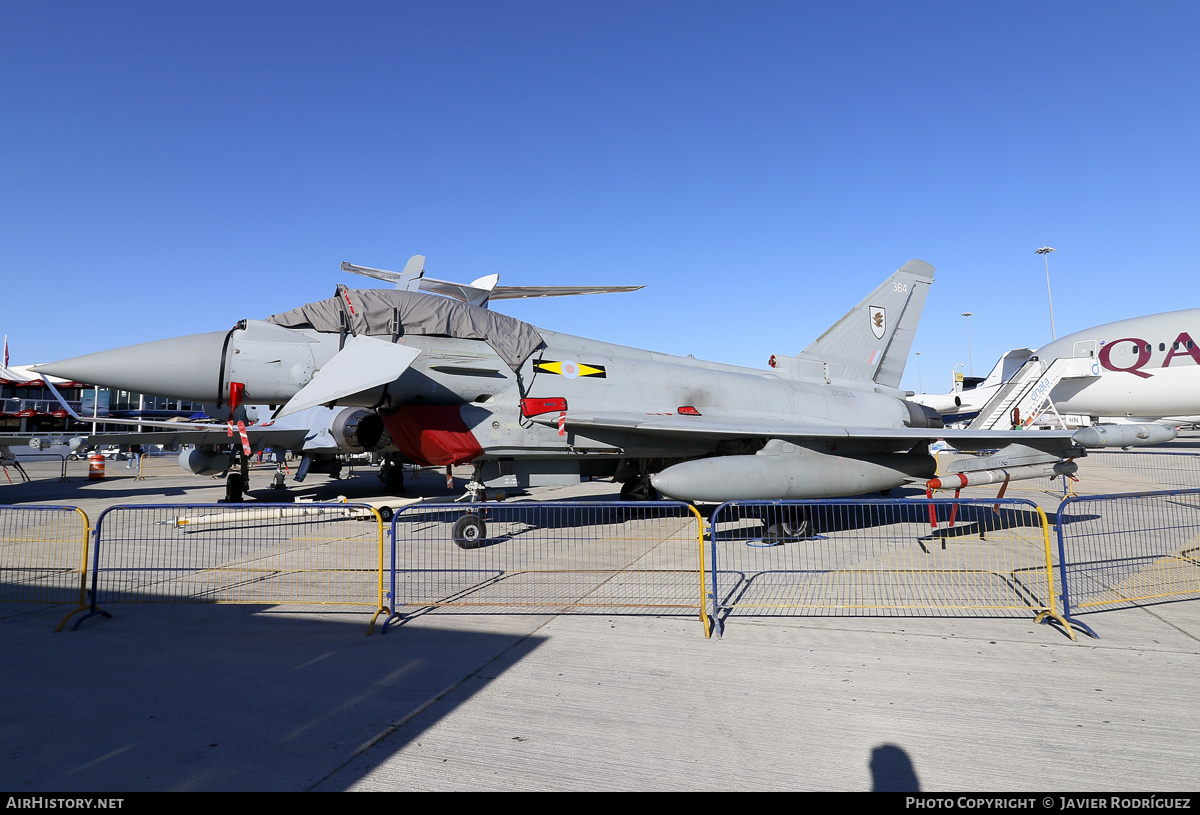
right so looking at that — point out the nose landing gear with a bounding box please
[452,513,487,549]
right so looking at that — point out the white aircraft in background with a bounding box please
[909,348,1034,423]
[913,308,1200,429]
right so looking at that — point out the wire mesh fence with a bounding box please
[708,498,1062,634]
[0,505,90,629]
[0,455,70,484]
[85,503,387,631]
[1068,450,1200,495]
[1055,489,1200,633]
[0,454,179,484]
[387,502,708,635]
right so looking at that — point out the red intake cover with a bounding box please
[381,405,484,467]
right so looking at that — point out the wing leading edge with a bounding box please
[534,411,1176,454]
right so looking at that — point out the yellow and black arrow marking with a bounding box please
[534,360,606,379]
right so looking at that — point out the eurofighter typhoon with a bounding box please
[38,258,1173,521]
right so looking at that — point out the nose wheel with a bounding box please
[452,513,487,549]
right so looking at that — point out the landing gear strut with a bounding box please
[220,452,249,503]
[624,477,662,504]
[620,475,659,502]
[450,463,489,548]
[378,455,406,492]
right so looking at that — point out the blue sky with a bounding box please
[3,2,1198,395]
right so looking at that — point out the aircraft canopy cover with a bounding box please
[266,289,545,372]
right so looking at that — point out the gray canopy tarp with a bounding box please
[266,289,544,372]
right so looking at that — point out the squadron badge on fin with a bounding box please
[869,305,886,340]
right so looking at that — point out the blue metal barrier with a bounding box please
[708,498,1064,637]
[1055,488,1200,638]
[385,501,709,635]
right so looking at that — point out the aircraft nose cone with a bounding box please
[36,331,229,402]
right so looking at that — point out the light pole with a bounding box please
[961,312,974,376]
[1036,246,1057,340]
[915,351,923,393]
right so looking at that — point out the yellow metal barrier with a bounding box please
[0,505,90,631]
[87,503,388,634]
[387,502,710,637]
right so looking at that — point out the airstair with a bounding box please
[967,356,1099,430]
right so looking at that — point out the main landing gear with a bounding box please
[760,506,812,542]
[378,454,406,492]
[619,470,660,502]
[218,451,251,504]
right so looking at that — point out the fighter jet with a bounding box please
[37,257,1175,541]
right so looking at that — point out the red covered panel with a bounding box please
[381,404,484,467]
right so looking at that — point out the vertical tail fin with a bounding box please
[794,259,934,388]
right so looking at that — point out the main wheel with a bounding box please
[620,479,660,502]
[762,507,811,541]
[377,506,394,522]
[452,513,487,549]
[379,463,406,492]
[220,472,245,504]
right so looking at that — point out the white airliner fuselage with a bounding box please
[1039,308,1200,420]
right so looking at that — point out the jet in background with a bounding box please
[910,348,1034,424]
[342,254,644,307]
[37,257,1174,541]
